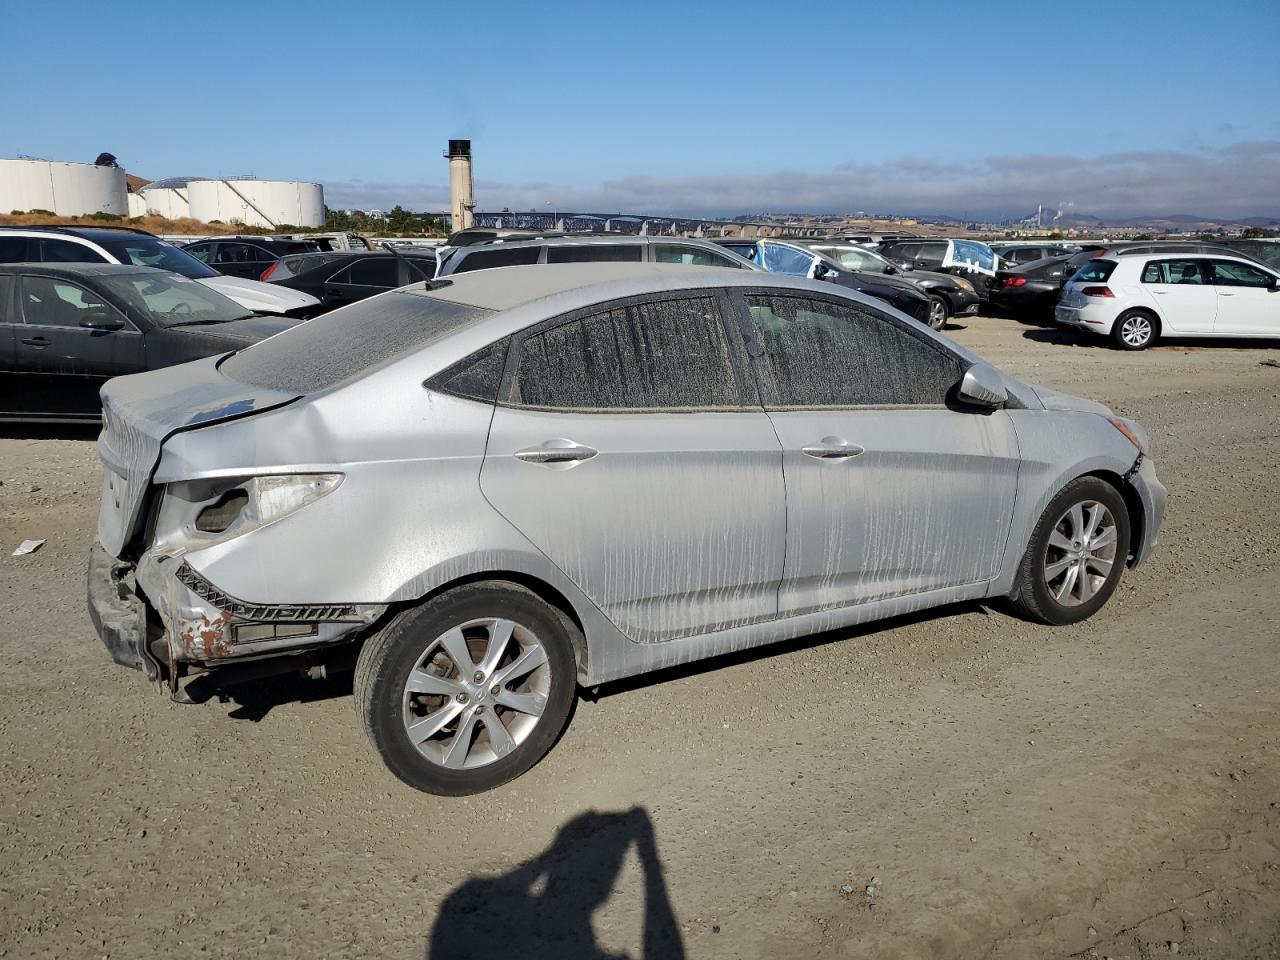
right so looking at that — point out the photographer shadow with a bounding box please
[427,807,684,960]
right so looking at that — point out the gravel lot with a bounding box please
[2,313,1278,960]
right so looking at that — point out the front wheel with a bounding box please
[354,582,577,795]
[1111,310,1157,350]
[927,294,949,330]
[1011,477,1131,625]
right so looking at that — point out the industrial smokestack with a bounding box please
[446,139,475,231]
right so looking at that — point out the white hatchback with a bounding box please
[1056,252,1280,349]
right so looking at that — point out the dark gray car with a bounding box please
[0,264,298,422]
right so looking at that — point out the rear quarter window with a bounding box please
[452,247,541,273]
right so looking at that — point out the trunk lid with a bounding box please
[97,356,300,556]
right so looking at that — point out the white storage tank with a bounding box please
[0,158,129,216]
[127,193,148,217]
[187,178,324,228]
[138,177,198,219]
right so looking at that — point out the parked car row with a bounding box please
[0,226,319,318]
[984,238,1280,348]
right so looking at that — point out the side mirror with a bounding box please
[80,311,124,331]
[814,263,837,281]
[957,364,1008,408]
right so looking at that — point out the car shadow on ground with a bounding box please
[195,599,995,721]
[1021,327,1280,352]
[587,599,994,701]
[425,806,685,960]
[1020,327,1106,347]
[186,668,355,722]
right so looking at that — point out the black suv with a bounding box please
[182,236,319,281]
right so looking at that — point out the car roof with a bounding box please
[415,262,806,312]
[281,250,433,262]
[1108,250,1266,263]
[0,262,169,278]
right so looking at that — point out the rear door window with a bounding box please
[912,242,948,267]
[39,239,108,263]
[211,243,257,266]
[347,258,400,287]
[546,244,643,264]
[1140,259,1205,284]
[720,243,758,264]
[511,295,744,410]
[0,237,32,262]
[652,244,744,267]
[453,247,541,273]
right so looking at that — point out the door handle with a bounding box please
[21,336,49,347]
[514,441,598,464]
[802,438,865,460]
[1219,292,1235,296]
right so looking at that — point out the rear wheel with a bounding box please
[1011,477,1131,625]
[354,582,577,795]
[1111,309,1157,350]
[927,294,949,330]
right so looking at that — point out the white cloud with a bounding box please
[326,141,1280,220]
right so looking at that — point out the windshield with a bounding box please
[100,272,252,327]
[95,235,219,280]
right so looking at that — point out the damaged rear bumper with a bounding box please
[87,543,161,679]
[1127,454,1167,567]
[87,540,383,681]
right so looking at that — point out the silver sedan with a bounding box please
[87,263,1166,794]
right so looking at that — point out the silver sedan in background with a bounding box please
[87,264,1165,794]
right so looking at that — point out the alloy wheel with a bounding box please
[400,617,550,770]
[1120,314,1153,347]
[928,298,947,329]
[1042,500,1119,606]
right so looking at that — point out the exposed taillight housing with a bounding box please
[1081,286,1115,298]
[260,262,280,281]
[1003,277,1027,287]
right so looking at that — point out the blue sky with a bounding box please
[4,0,1278,218]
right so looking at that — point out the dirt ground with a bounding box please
[2,313,1278,960]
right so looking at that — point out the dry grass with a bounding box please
[0,212,276,235]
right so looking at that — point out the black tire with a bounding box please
[1110,309,1158,350]
[1010,477,1131,625]
[927,294,950,330]
[354,581,577,795]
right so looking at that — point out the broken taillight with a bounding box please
[195,490,249,533]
